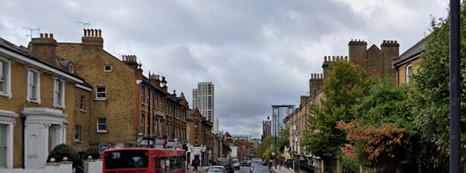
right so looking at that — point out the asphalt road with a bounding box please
[196,166,251,173]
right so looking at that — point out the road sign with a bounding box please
[99,144,111,155]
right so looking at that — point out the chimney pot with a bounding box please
[50,33,53,39]
[40,33,44,38]
[98,29,102,37]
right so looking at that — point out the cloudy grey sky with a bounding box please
[1,0,449,138]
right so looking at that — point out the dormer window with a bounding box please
[104,64,112,72]
[67,62,75,73]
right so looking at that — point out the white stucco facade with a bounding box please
[22,107,67,169]
[229,146,237,158]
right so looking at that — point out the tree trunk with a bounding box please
[337,157,342,173]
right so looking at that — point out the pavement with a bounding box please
[271,165,296,173]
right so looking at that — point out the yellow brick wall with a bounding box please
[396,58,421,85]
[70,88,92,152]
[0,57,91,167]
[56,44,137,147]
[0,60,27,168]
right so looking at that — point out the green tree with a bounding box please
[259,136,276,161]
[410,2,466,171]
[302,60,367,170]
[259,127,288,162]
[337,78,419,172]
[278,125,289,152]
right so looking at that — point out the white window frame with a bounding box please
[0,57,12,98]
[74,125,82,142]
[406,64,413,85]
[0,123,7,168]
[53,77,65,108]
[27,68,41,104]
[96,87,107,100]
[104,64,112,72]
[79,95,86,111]
[140,115,145,134]
[0,109,17,169]
[97,118,107,133]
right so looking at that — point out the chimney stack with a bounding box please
[348,39,367,68]
[381,40,399,76]
[322,56,331,79]
[28,32,58,66]
[82,28,104,50]
[309,73,324,98]
[149,73,161,87]
[122,55,139,69]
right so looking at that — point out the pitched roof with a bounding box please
[393,35,430,67]
[0,37,88,85]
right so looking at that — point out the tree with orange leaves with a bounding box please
[336,78,418,172]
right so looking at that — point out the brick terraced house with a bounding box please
[0,34,92,169]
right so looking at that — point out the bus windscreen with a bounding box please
[104,150,149,169]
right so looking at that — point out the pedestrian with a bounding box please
[278,158,281,171]
[192,158,199,171]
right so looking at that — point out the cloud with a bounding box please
[0,0,449,138]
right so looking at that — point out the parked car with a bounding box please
[207,166,228,173]
[241,159,251,167]
[232,158,240,170]
[217,158,234,173]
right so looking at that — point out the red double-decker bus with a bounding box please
[102,147,186,173]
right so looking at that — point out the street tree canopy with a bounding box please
[302,60,367,169]
[410,2,466,170]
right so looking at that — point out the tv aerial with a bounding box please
[22,26,40,38]
[77,21,91,29]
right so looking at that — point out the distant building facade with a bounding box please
[250,139,261,158]
[262,117,272,141]
[192,82,216,132]
[235,139,251,160]
[131,64,189,148]
[271,105,294,136]
[187,108,213,166]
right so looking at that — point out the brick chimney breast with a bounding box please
[82,28,104,50]
[28,32,58,66]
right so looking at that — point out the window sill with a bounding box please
[74,140,82,143]
[96,130,108,134]
[0,93,12,99]
[54,104,65,109]
[95,98,107,101]
[79,109,87,113]
[26,98,41,104]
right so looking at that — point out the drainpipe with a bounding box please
[22,116,26,168]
